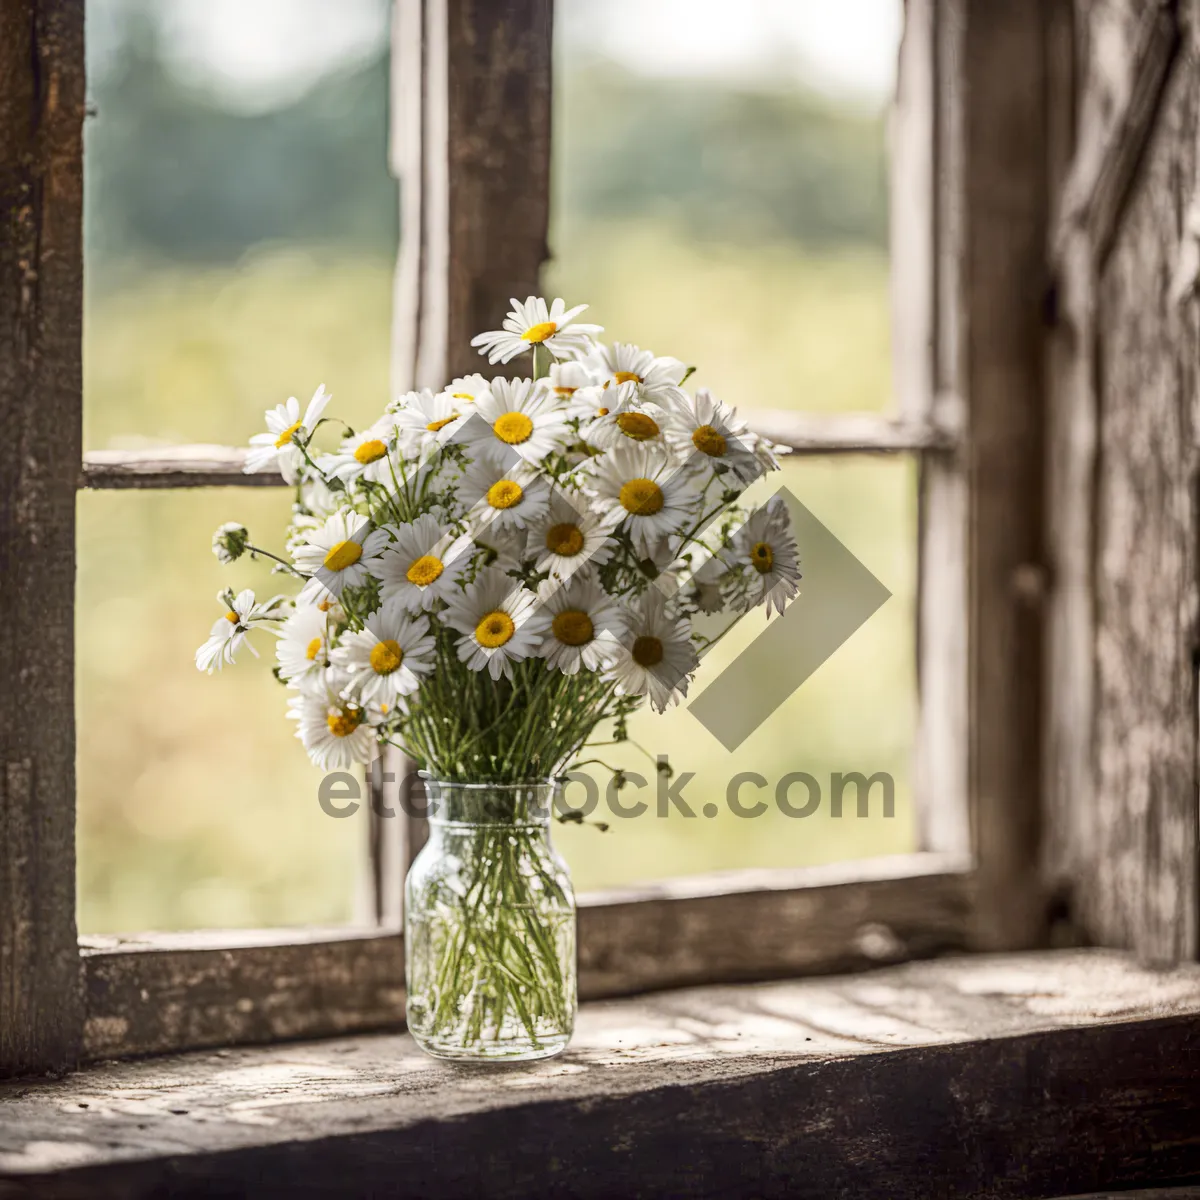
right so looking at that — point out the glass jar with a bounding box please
[404,779,576,1061]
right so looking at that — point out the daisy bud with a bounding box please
[692,579,725,614]
[212,522,249,564]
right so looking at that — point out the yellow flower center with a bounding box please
[451,392,474,401]
[493,411,535,444]
[317,598,333,612]
[619,478,664,516]
[596,407,610,417]
[476,610,516,648]
[369,638,404,675]
[691,424,727,457]
[552,609,594,647]
[274,419,302,448]
[545,522,585,557]
[521,320,558,343]
[406,554,444,586]
[224,610,239,624]
[616,412,660,440]
[354,438,388,464]
[614,371,642,386]
[426,414,458,432]
[486,480,524,509]
[750,541,775,574]
[326,710,362,738]
[554,386,576,397]
[323,540,363,572]
[632,635,664,667]
[305,637,322,660]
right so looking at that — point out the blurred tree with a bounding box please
[85,23,398,268]
[556,65,887,249]
[84,23,887,271]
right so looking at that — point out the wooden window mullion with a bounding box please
[0,0,86,1078]
[955,0,1051,950]
[390,0,554,876]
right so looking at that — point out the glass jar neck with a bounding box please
[420,779,557,828]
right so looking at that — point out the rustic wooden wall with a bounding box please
[1093,56,1199,961]
[1045,0,1200,960]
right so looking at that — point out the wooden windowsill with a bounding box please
[2,949,1200,1198]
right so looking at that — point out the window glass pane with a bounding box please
[549,0,899,416]
[549,2,911,885]
[83,0,395,449]
[554,456,918,891]
[77,488,362,934]
[79,0,392,933]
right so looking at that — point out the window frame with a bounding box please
[0,0,1050,1075]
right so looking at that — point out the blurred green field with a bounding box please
[78,225,912,932]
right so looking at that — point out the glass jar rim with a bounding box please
[417,774,559,826]
[417,773,561,792]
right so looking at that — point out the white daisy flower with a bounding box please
[461,377,572,465]
[366,513,473,614]
[391,387,468,458]
[525,489,619,583]
[442,374,490,405]
[332,608,436,706]
[580,382,672,454]
[609,589,698,713]
[293,509,391,601]
[440,566,550,680]
[733,494,802,617]
[586,342,688,407]
[548,360,602,417]
[584,445,702,558]
[245,385,331,484]
[211,522,248,565]
[320,417,398,487]
[470,296,603,365]
[663,388,764,485]
[276,603,332,690]
[459,455,551,534]
[288,687,377,770]
[195,589,278,674]
[537,576,626,675]
[750,431,786,474]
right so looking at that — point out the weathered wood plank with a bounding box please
[393,0,553,391]
[0,0,85,1078]
[738,409,955,455]
[904,0,971,861]
[578,854,972,997]
[2,951,1200,1198]
[75,857,970,1060]
[1042,0,1099,954]
[1056,0,1180,266]
[1089,59,1200,961]
[957,0,1052,949]
[1055,1191,1200,1200]
[76,412,948,492]
[1042,0,1179,953]
[79,930,405,1061]
[80,446,283,489]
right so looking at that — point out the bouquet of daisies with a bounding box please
[196,296,801,783]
